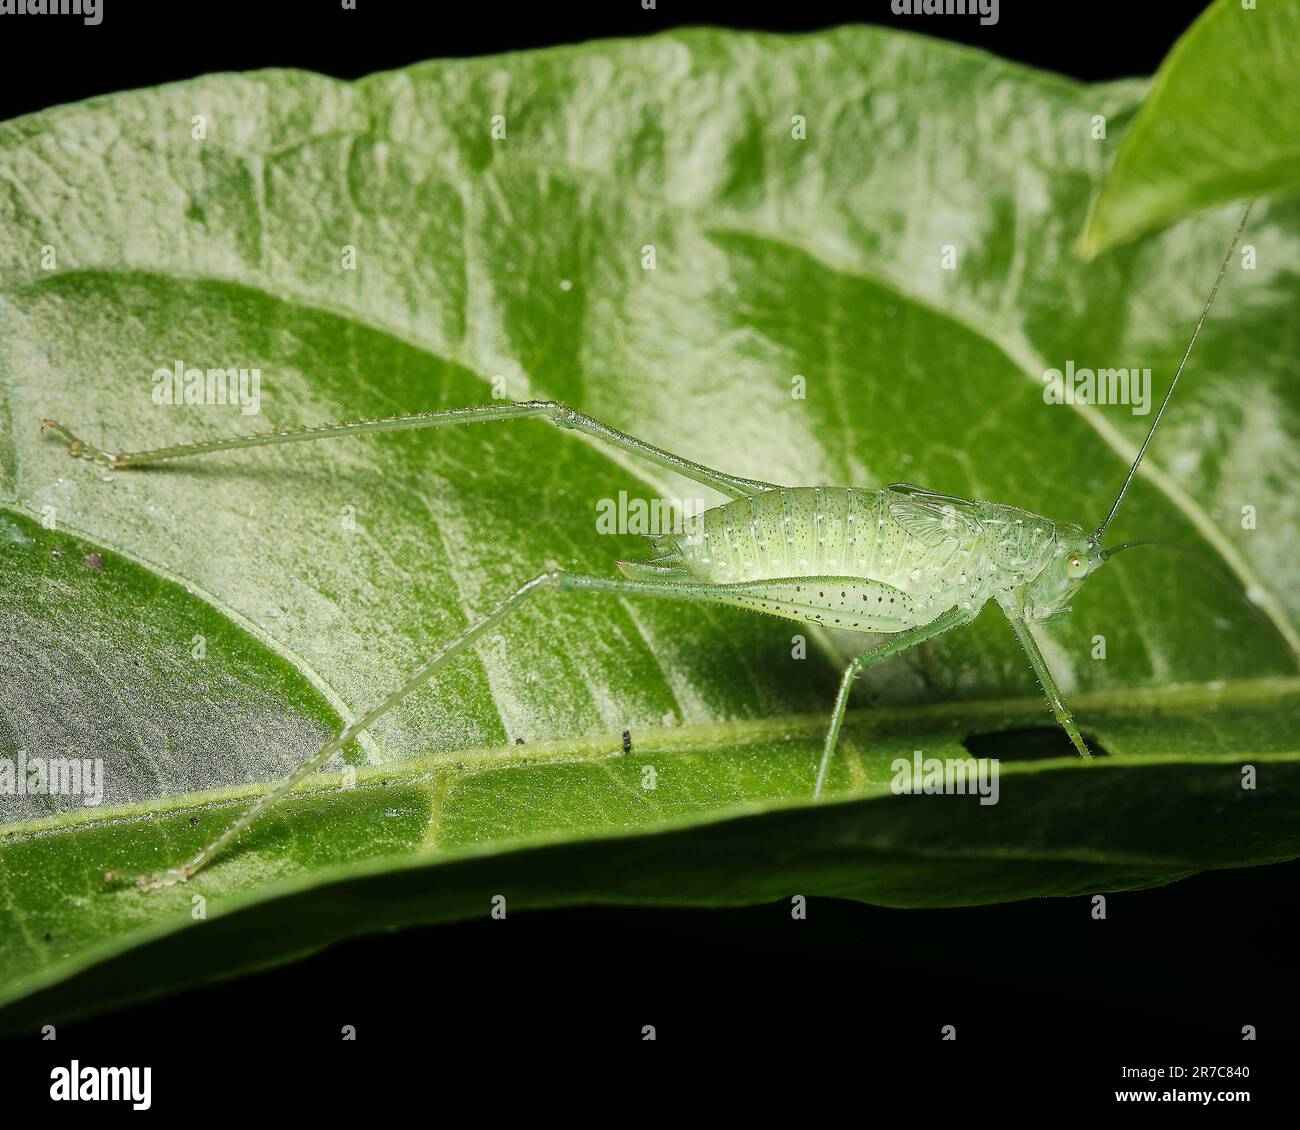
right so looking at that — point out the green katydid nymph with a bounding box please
[44,205,1253,891]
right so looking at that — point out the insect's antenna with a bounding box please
[1094,201,1254,541]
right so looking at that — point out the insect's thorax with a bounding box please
[668,487,997,619]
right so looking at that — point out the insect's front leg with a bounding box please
[814,601,982,798]
[996,592,1092,760]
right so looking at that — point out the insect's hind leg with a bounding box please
[44,400,776,498]
[126,570,767,890]
[814,604,979,799]
[127,571,560,890]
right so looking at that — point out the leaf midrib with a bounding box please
[4,674,1297,843]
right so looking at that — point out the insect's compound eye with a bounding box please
[1066,554,1087,579]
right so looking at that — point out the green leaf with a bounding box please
[1079,0,1300,257]
[2,27,1299,1023]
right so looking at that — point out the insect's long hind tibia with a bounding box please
[42,402,779,498]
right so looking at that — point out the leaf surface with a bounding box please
[2,27,1298,1022]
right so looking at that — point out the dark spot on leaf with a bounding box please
[83,553,104,573]
[962,726,1110,762]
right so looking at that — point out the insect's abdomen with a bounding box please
[647,487,989,625]
[680,487,885,581]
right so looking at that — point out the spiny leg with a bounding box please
[813,604,979,799]
[43,400,777,498]
[996,594,1092,760]
[127,570,773,890]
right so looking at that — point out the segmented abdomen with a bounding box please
[687,487,883,580]
[644,487,989,621]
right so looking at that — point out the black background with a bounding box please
[0,0,1226,117]
[1,0,1288,1111]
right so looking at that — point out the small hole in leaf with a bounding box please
[961,726,1110,762]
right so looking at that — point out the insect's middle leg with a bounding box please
[814,603,979,799]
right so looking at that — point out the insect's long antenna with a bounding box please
[1094,201,1254,541]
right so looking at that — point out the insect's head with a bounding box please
[1023,524,1105,622]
